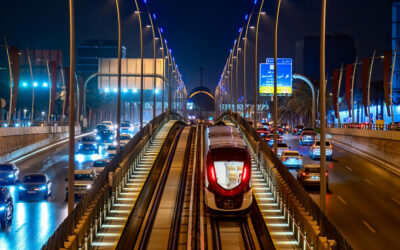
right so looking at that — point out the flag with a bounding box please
[10,47,20,113]
[383,51,392,117]
[64,67,70,116]
[50,61,58,115]
[345,64,353,117]
[332,69,339,118]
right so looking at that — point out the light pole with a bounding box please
[26,48,35,124]
[146,11,157,120]
[68,0,76,215]
[133,1,144,129]
[273,0,282,155]
[242,8,256,118]
[320,0,327,212]
[254,0,265,129]
[115,0,122,153]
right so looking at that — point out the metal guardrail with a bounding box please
[327,123,400,131]
[42,113,171,250]
[223,112,352,250]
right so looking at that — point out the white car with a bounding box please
[120,133,132,146]
[310,140,333,160]
[280,151,303,169]
[102,121,114,130]
[274,143,290,157]
[65,169,96,200]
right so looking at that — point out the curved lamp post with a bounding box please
[273,0,282,154]
[133,0,144,129]
[115,0,122,153]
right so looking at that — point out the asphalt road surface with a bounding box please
[282,134,400,250]
[0,137,111,250]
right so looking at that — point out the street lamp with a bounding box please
[115,0,122,154]
[36,58,53,124]
[273,0,282,155]
[254,0,265,130]
[133,0,144,129]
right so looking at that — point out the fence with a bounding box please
[0,120,70,128]
[42,113,171,250]
[223,112,352,250]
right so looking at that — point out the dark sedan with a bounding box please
[0,187,13,228]
[18,174,52,200]
[0,164,20,185]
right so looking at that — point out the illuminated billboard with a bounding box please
[259,58,292,96]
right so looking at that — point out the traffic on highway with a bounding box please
[0,121,138,249]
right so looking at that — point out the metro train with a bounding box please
[204,125,253,211]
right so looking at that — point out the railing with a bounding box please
[327,123,400,131]
[0,120,70,128]
[42,113,171,250]
[223,112,352,250]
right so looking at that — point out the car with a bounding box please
[18,174,52,200]
[95,124,108,133]
[256,128,270,140]
[120,122,132,134]
[102,121,114,130]
[120,133,132,146]
[267,134,282,147]
[280,151,303,169]
[0,187,13,228]
[299,131,316,146]
[293,125,304,135]
[0,164,20,185]
[92,159,109,175]
[65,169,96,201]
[78,136,99,154]
[297,165,328,189]
[273,143,290,157]
[310,140,333,160]
[96,130,114,144]
[271,126,284,135]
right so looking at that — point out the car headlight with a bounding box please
[19,186,26,190]
[39,185,46,190]
[8,173,14,178]
[109,136,113,140]
[96,136,100,140]
[86,184,92,189]
[94,129,97,132]
[0,206,5,211]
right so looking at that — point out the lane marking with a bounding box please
[337,195,347,205]
[362,221,376,233]
[391,197,400,206]
[364,178,375,186]
[345,166,353,172]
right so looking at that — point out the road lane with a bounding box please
[281,134,400,249]
[0,136,108,250]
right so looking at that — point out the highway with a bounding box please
[282,134,400,250]
[0,133,110,250]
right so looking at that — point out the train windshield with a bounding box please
[213,161,244,190]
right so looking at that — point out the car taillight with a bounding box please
[302,172,306,177]
[325,172,328,177]
[281,157,286,161]
[300,136,303,139]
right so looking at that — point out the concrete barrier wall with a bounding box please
[327,128,400,171]
[327,128,400,141]
[0,126,72,137]
[0,126,81,159]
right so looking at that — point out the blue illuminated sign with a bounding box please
[259,58,293,96]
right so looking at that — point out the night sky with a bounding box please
[0,0,392,93]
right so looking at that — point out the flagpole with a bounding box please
[337,64,344,127]
[4,38,13,125]
[390,46,398,126]
[367,51,376,126]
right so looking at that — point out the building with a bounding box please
[392,0,400,104]
[77,40,126,79]
[295,32,356,82]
